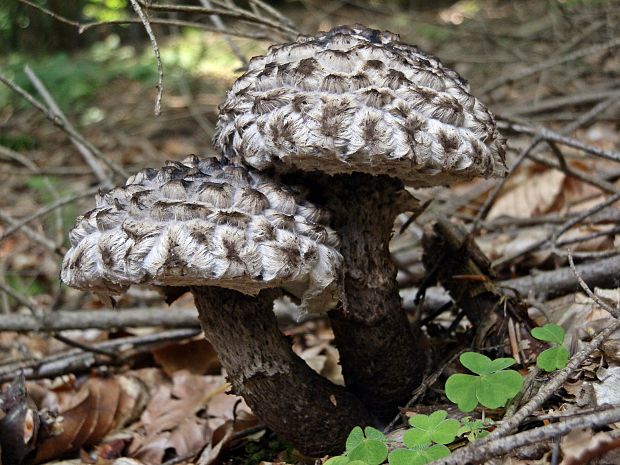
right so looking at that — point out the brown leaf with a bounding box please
[128,371,220,465]
[33,377,132,464]
[151,339,221,377]
[560,428,620,465]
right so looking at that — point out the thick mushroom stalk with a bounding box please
[60,156,373,455]
[214,25,506,418]
[192,287,369,455]
[315,173,423,418]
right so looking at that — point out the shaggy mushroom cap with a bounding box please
[215,25,506,187]
[61,156,342,312]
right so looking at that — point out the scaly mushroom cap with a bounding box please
[215,25,506,187]
[61,156,342,312]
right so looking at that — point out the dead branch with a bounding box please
[0,328,201,382]
[493,191,620,267]
[0,72,128,183]
[0,187,100,242]
[434,407,620,464]
[17,0,275,39]
[199,0,248,67]
[0,208,63,255]
[473,95,620,227]
[136,0,298,37]
[481,36,620,94]
[129,0,164,116]
[500,253,620,299]
[498,119,620,163]
[0,308,199,332]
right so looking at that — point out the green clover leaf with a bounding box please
[531,324,565,344]
[344,426,387,465]
[388,444,451,465]
[445,352,524,412]
[537,346,569,371]
[460,352,516,375]
[405,410,459,446]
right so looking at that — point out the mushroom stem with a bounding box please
[313,173,426,420]
[190,286,372,456]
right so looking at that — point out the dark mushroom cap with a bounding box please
[61,156,342,312]
[215,25,506,187]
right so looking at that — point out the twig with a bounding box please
[199,0,248,67]
[0,208,63,255]
[0,328,201,382]
[493,191,620,267]
[0,72,128,182]
[0,308,199,331]
[0,187,100,242]
[23,66,114,187]
[498,119,620,164]
[504,89,620,116]
[17,0,271,39]
[129,0,164,116]
[473,95,620,228]
[485,256,620,440]
[384,349,462,433]
[481,36,620,93]
[0,279,43,318]
[136,0,297,37]
[0,278,122,358]
[500,253,620,298]
[433,407,620,464]
[567,252,620,318]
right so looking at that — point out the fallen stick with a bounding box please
[0,308,199,332]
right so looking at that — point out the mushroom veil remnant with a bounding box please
[215,25,507,418]
[61,156,371,455]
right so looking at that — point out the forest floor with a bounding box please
[1,0,620,464]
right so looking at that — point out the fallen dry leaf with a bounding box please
[560,428,620,465]
[34,377,124,464]
[128,370,224,464]
[151,338,221,377]
[488,168,566,219]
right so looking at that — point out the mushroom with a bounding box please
[214,25,507,418]
[61,156,371,456]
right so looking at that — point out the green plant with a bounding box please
[456,416,494,442]
[531,324,569,372]
[386,410,457,465]
[445,352,524,412]
[388,444,451,465]
[325,427,388,465]
[403,410,459,447]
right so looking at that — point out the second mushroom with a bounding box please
[61,156,372,455]
[215,25,507,418]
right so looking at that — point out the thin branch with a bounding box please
[473,95,620,228]
[434,407,620,464]
[0,73,128,182]
[18,0,271,39]
[487,256,620,440]
[0,208,63,255]
[481,36,620,93]
[568,252,620,318]
[136,0,297,36]
[199,0,248,67]
[500,253,620,299]
[23,66,114,187]
[493,191,620,267]
[0,187,100,242]
[498,119,620,164]
[0,328,201,382]
[129,0,164,116]
[0,308,199,332]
